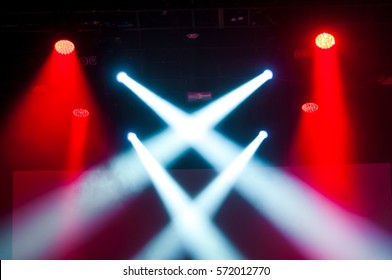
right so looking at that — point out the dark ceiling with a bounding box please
[1,0,392,167]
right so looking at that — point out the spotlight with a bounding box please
[127,132,137,141]
[116,72,127,82]
[117,69,273,142]
[302,102,319,113]
[259,130,268,139]
[315,33,335,49]
[264,69,273,80]
[128,132,242,259]
[55,39,75,55]
[73,108,89,118]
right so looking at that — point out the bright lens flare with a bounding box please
[315,33,335,49]
[55,39,75,55]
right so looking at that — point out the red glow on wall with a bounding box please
[1,44,111,172]
[290,35,356,206]
[55,39,75,55]
[292,44,351,163]
[67,112,90,171]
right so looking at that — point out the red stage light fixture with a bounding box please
[315,33,335,49]
[55,39,75,55]
[302,102,319,113]
[73,108,89,118]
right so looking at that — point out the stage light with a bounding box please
[193,130,268,216]
[315,33,335,49]
[301,102,319,113]
[72,108,89,118]
[54,39,75,55]
[128,133,242,260]
[136,131,267,259]
[118,69,391,259]
[118,73,198,142]
[127,132,136,141]
[117,69,273,143]
[119,77,392,260]
[116,72,127,82]
[259,130,268,138]
[264,69,273,79]
[7,65,392,260]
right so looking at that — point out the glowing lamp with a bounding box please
[302,102,319,113]
[258,130,268,139]
[315,33,335,49]
[127,132,137,141]
[116,72,127,82]
[55,39,75,55]
[73,108,89,118]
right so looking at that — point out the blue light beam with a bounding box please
[135,131,268,259]
[117,70,272,142]
[119,71,392,259]
[128,132,243,260]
